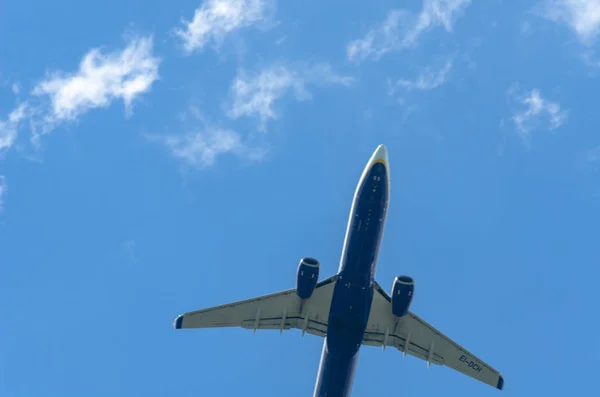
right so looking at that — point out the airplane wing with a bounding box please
[362,281,504,391]
[173,275,339,338]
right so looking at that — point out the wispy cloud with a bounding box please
[347,0,471,62]
[583,144,600,197]
[174,0,273,54]
[31,35,160,140]
[588,145,600,167]
[153,62,350,168]
[121,239,137,262]
[509,86,567,145]
[148,108,267,168]
[538,0,600,45]
[0,103,28,154]
[0,175,6,212]
[155,128,260,167]
[389,59,453,94]
[11,83,20,95]
[227,62,353,130]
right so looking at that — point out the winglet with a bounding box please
[496,374,504,391]
[174,315,184,330]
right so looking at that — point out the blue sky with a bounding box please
[1,0,599,395]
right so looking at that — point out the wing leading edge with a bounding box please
[363,281,504,391]
[174,275,339,338]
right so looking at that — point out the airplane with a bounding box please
[173,144,504,396]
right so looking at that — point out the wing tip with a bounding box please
[496,374,504,391]
[174,314,184,330]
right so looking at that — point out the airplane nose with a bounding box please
[373,144,388,165]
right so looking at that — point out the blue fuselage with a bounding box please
[313,160,389,397]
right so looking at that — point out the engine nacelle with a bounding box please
[391,275,415,318]
[296,257,320,300]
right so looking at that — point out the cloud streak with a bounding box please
[347,0,471,62]
[390,59,453,93]
[0,103,28,154]
[227,62,353,130]
[0,176,6,212]
[174,0,273,54]
[121,239,137,262]
[588,145,600,166]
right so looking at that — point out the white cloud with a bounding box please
[227,63,353,130]
[175,0,273,54]
[539,0,600,44]
[509,87,567,143]
[0,36,160,155]
[32,35,160,135]
[390,59,453,93]
[148,109,267,168]
[347,0,471,62]
[0,175,6,212]
[0,103,28,154]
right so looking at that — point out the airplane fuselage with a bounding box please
[313,147,390,397]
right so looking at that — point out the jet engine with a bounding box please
[391,275,415,318]
[296,257,320,300]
